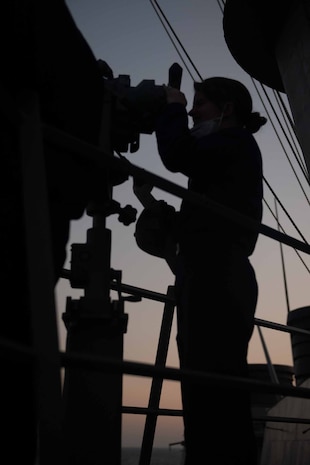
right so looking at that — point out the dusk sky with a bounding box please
[55,0,310,447]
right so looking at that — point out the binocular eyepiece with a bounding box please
[99,61,182,153]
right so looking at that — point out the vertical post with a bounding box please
[139,285,176,465]
[62,206,126,465]
[19,90,64,464]
[256,326,279,386]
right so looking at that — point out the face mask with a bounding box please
[190,106,226,139]
[190,118,221,139]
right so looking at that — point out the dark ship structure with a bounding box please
[2,1,310,464]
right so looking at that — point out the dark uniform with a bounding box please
[156,102,263,465]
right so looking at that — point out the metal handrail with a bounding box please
[5,83,310,464]
[122,406,310,426]
[42,123,310,254]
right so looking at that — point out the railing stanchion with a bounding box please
[20,90,64,465]
[138,285,176,465]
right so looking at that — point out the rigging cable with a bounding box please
[216,0,225,14]
[218,1,310,202]
[275,90,299,137]
[259,82,310,185]
[274,199,290,312]
[263,177,309,245]
[150,0,310,198]
[263,199,310,274]
[273,90,308,175]
[149,0,310,255]
[220,2,310,206]
[149,0,202,81]
[251,79,310,206]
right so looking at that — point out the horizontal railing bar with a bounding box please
[61,271,310,338]
[61,270,175,304]
[0,316,308,369]
[1,335,310,400]
[255,317,310,337]
[60,352,310,399]
[122,406,310,425]
[0,337,35,361]
[114,285,310,336]
[110,281,175,304]
[255,415,310,425]
[122,406,182,417]
[1,311,308,363]
[60,270,175,304]
[42,124,310,254]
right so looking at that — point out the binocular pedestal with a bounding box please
[62,201,133,465]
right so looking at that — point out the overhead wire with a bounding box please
[215,0,310,309]
[263,177,309,245]
[272,90,308,175]
[274,199,290,312]
[146,0,310,425]
[274,91,299,136]
[149,0,310,380]
[219,1,310,212]
[263,199,310,274]
[149,0,310,260]
[150,0,310,266]
[251,79,310,207]
[147,2,310,390]
[216,0,225,14]
[217,1,310,199]
[259,82,310,185]
[149,0,202,81]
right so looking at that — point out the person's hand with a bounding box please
[163,85,187,106]
[133,178,156,208]
[133,180,153,197]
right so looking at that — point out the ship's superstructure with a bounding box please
[2,2,310,465]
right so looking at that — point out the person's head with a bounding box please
[188,77,267,133]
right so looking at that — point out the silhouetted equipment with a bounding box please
[287,307,310,386]
[62,201,132,465]
[61,61,183,465]
[100,61,183,153]
[134,201,177,258]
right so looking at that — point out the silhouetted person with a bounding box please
[155,77,266,465]
[1,1,115,463]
